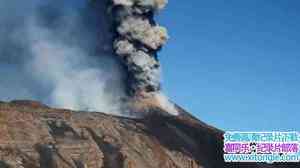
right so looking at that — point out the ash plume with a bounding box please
[111,0,168,97]
[110,0,178,114]
[0,0,178,116]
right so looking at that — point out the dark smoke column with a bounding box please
[110,0,169,98]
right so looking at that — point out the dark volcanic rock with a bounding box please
[0,101,299,168]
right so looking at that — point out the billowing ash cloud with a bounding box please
[111,0,169,97]
[0,0,126,114]
[0,0,178,116]
[110,0,178,115]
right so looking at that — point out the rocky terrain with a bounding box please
[0,100,299,168]
[2,1,298,168]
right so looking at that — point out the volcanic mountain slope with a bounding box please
[0,100,299,168]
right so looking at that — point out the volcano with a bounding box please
[0,100,299,168]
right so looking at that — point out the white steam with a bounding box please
[0,0,126,114]
[26,21,125,113]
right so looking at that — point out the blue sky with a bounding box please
[157,0,300,131]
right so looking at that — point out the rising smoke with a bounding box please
[111,0,178,115]
[0,0,178,116]
[112,0,168,97]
